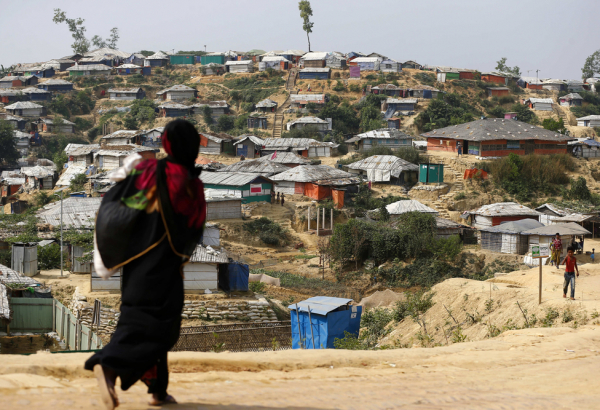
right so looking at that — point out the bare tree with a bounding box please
[53,9,119,53]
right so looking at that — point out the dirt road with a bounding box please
[1,325,599,409]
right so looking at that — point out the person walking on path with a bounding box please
[270,190,275,204]
[550,233,563,268]
[281,193,285,206]
[456,141,463,157]
[563,247,579,300]
[86,119,206,409]
[276,192,280,204]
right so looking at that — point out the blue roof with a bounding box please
[288,296,353,316]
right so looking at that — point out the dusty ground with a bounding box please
[1,325,599,409]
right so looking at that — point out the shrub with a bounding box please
[243,217,288,246]
[454,192,466,200]
[249,281,266,293]
[38,244,61,270]
[349,84,360,93]
[217,115,235,132]
[333,80,345,92]
[69,173,87,192]
[73,117,93,131]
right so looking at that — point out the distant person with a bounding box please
[456,141,463,157]
[550,233,562,268]
[579,236,585,253]
[271,190,275,204]
[276,192,280,204]
[281,193,285,206]
[563,247,579,300]
[592,248,595,263]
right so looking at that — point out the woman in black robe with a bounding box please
[85,119,206,409]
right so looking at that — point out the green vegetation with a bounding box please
[415,93,480,132]
[581,49,600,79]
[495,57,521,76]
[69,173,87,192]
[480,153,575,202]
[355,94,386,132]
[47,90,95,118]
[251,268,352,295]
[249,281,266,293]
[542,118,566,134]
[298,1,314,51]
[571,92,600,118]
[243,217,289,246]
[0,120,19,165]
[348,182,408,216]
[38,244,62,270]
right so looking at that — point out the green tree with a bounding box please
[581,50,600,80]
[53,9,119,53]
[495,57,521,76]
[70,173,88,192]
[510,103,536,124]
[542,118,566,134]
[569,177,591,201]
[217,115,235,132]
[298,1,314,52]
[53,9,90,54]
[0,120,19,165]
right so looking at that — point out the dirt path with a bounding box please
[1,326,599,409]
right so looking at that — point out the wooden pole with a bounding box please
[307,207,311,231]
[307,305,315,349]
[330,208,334,230]
[322,208,325,232]
[539,258,542,305]
[316,207,319,234]
[295,304,303,349]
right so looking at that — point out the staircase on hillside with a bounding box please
[272,69,299,138]
[555,105,572,126]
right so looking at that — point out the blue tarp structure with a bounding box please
[289,297,362,349]
[423,89,433,99]
[226,262,249,291]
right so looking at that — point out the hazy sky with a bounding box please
[2,0,598,79]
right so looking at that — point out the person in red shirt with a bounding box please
[563,247,579,300]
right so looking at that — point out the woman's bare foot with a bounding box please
[93,365,119,410]
[149,393,177,406]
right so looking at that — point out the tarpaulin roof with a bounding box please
[479,219,543,234]
[288,296,353,316]
[217,158,289,175]
[384,199,438,215]
[201,172,272,186]
[346,155,418,177]
[521,222,591,236]
[189,245,229,264]
[470,202,540,217]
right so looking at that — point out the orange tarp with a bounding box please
[332,189,344,208]
[304,183,331,200]
[294,182,305,195]
[464,168,488,179]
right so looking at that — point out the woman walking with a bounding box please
[550,233,562,269]
[86,119,206,409]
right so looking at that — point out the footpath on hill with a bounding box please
[1,324,599,409]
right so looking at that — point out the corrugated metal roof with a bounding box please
[288,296,353,316]
[471,202,540,217]
[384,200,438,215]
[262,138,336,149]
[225,60,253,66]
[66,64,112,71]
[535,203,570,216]
[435,217,468,229]
[351,57,382,63]
[157,102,190,109]
[193,100,228,108]
[385,98,418,104]
[0,263,41,287]
[290,94,326,104]
[201,133,236,143]
[480,219,543,234]
[577,115,600,120]
[372,84,402,90]
[56,164,87,186]
[102,130,140,139]
[22,87,50,94]
[107,87,142,93]
[146,51,169,60]
[218,157,289,175]
[233,135,265,146]
[301,52,329,61]
[287,116,328,126]
[65,143,100,156]
[21,166,54,178]
[5,101,43,109]
[262,56,290,63]
[94,145,156,157]
[349,128,412,142]
[347,155,419,176]
[551,214,599,223]
[0,284,8,321]
[156,84,195,94]
[526,98,554,104]
[37,197,102,229]
[300,68,330,73]
[201,172,271,186]
[522,222,591,236]
[85,47,132,58]
[560,93,583,100]
[41,118,75,125]
[189,245,229,263]
[117,64,141,69]
[260,152,310,164]
[255,98,278,108]
[270,165,352,183]
[519,76,544,85]
[422,119,572,142]
[40,79,73,85]
[204,188,242,202]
